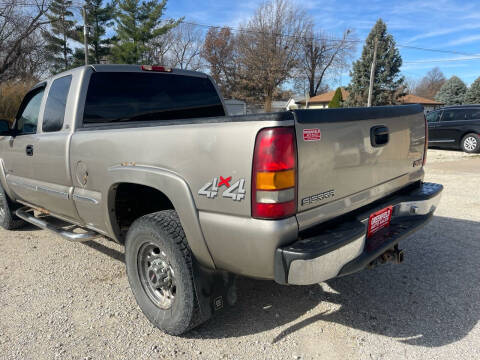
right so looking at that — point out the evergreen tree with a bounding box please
[328,87,343,108]
[112,0,180,64]
[435,76,467,105]
[43,0,76,73]
[464,76,480,104]
[72,0,115,65]
[346,19,404,106]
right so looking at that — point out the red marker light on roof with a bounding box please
[141,65,172,72]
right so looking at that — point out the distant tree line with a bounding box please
[0,0,357,114]
[408,67,480,106]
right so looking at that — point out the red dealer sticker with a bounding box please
[303,128,321,141]
[367,206,393,238]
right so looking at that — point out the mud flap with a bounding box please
[191,257,237,324]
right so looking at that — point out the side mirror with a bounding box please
[0,119,12,136]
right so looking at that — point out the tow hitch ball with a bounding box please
[369,245,404,269]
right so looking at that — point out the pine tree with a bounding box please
[112,0,180,64]
[464,77,480,104]
[346,19,404,106]
[434,76,467,105]
[43,0,76,73]
[72,0,115,65]
[328,87,343,108]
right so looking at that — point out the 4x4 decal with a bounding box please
[198,176,246,201]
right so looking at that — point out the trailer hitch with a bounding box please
[368,245,404,269]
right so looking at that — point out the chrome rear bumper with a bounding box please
[274,182,443,285]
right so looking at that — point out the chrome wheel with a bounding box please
[137,242,176,309]
[464,136,478,152]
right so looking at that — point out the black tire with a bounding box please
[0,182,25,230]
[125,210,200,335]
[461,133,480,153]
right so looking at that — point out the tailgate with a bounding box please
[294,105,426,215]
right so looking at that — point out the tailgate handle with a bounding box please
[371,126,389,147]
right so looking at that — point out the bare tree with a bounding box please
[202,26,239,99]
[166,23,204,71]
[404,77,419,94]
[0,0,51,81]
[145,29,174,65]
[415,67,446,100]
[298,25,356,97]
[236,0,309,111]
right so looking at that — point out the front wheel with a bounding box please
[125,210,200,335]
[461,133,480,153]
[0,183,25,230]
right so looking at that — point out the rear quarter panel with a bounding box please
[69,115,294,231]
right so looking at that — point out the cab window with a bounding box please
[441,109,465,121]
[465,109,480,120]
[426,111,440,123]
[42,75,72,132]
[16,88,45,135]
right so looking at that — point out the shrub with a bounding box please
[0,81,35,123]
[328,87,343,108]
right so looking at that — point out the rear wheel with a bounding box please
[461,133,480,153]
[0,183,25,230]
[125,210,201,335]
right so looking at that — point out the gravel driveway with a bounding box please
[1,149,479,360]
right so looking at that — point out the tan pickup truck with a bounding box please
[0,65,442,335]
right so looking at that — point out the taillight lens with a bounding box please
[252,127,297,219]
[423,114,428,166]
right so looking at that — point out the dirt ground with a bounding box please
[1,149,479,360]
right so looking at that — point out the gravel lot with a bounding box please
[1,149,479,360]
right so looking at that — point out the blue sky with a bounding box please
[164,0,480,87]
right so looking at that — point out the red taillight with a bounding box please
[141,65,172,72]
[423,115,428,166]
[252,127,297,219]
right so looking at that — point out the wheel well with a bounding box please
[462,131,479,139]
[112,183,174,243]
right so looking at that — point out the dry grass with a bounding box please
[0,80,36,123]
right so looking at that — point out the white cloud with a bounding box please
[406,24,480,43]
[445,34,480,47]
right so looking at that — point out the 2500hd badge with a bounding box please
[301,189,335,206]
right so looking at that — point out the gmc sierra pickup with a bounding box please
[0,65,442,335]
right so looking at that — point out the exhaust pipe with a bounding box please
[368,245,404,269]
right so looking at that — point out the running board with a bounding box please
[16,207,99,242]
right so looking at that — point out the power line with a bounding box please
[404,57,480,64]
[3,2,480,59]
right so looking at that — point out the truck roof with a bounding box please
[36,64,209,88]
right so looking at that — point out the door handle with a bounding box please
[370,126,389,147]
[26,144,34,156]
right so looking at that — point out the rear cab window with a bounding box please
[82,72,225,126]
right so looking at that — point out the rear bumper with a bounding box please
[274,182,443,285]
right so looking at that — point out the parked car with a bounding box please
[0,65,442,335]
[427,105,480,153]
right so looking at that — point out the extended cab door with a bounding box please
[27,74,81,221]
[0,86,45,203]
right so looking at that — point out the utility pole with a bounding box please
[367,38,378,107]
[82,5,89,65]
